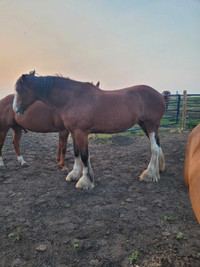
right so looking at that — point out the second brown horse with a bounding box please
[0,94,69,170]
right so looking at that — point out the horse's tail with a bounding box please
[23,128,28,133]
[17,124,28,133]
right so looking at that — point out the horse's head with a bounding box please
[162,90,171,95]
[13,72,38,114]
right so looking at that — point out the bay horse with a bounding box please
[0,94,69,170]
[13,72,165,189]
[162,90,171,109]
[184,124,200,223]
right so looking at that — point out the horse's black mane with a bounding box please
[15,71,97,99]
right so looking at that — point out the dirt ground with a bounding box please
[1,129,200,267]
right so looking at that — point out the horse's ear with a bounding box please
[21,74,26,82]
[29,70,35,76]
[96,81,100,88]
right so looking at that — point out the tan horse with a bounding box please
[184,124,200,223]
[0,94,69,170]
[13,72,165,189]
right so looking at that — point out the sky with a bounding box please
[0,0,200,99]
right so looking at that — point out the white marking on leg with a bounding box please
[66,156,82,181]
[17,155,28,166]
[0,156,6,169]
[13,92,18,112]
[140,132,160,182]
[75,156,94,190]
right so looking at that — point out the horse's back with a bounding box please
[184,124,200,223]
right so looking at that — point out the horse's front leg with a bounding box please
[0,130,8,169]
[12,126,28,166]
[66,131,94,190]
[66,133,83,182]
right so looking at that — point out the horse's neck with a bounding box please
[46,88,71,109]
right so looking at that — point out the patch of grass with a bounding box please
[164,216,178,221]
[8,227,22,241]
[73,243,79,248]
[129,251,139,264]
[91,134,113,144]
[8,233,14,238]
[186,118,199,129]
[176,233,183,240]
[16,227,22,241]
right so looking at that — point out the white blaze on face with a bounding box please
[13,92,18,112]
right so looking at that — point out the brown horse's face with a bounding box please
[13,88,38,115]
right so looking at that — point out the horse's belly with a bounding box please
[91,118,137,134]
[15,116,57,133]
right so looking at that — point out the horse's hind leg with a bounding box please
[57,130,69,171]
[139,121,165,174]
[0,130,8,169]
[12,126,28,166]
[140,127,165,182]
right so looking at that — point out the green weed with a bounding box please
[129,251,139,264]
[164,216,178,221]
[176,233,183,240]
[8,227,22,241]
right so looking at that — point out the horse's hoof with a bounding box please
[139,170,159,182]
[140,176,159,182]
[61,166,68,172]
[66,172,79,182]
[21,162,29,167]
[75,176,94,190]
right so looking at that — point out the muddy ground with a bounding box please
[0,129,200,267]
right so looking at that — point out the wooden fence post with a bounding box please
[182,90,187,130]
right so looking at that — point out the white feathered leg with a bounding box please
[140,132,161,182]
[66,156,82,181]
[17,155,29,166]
